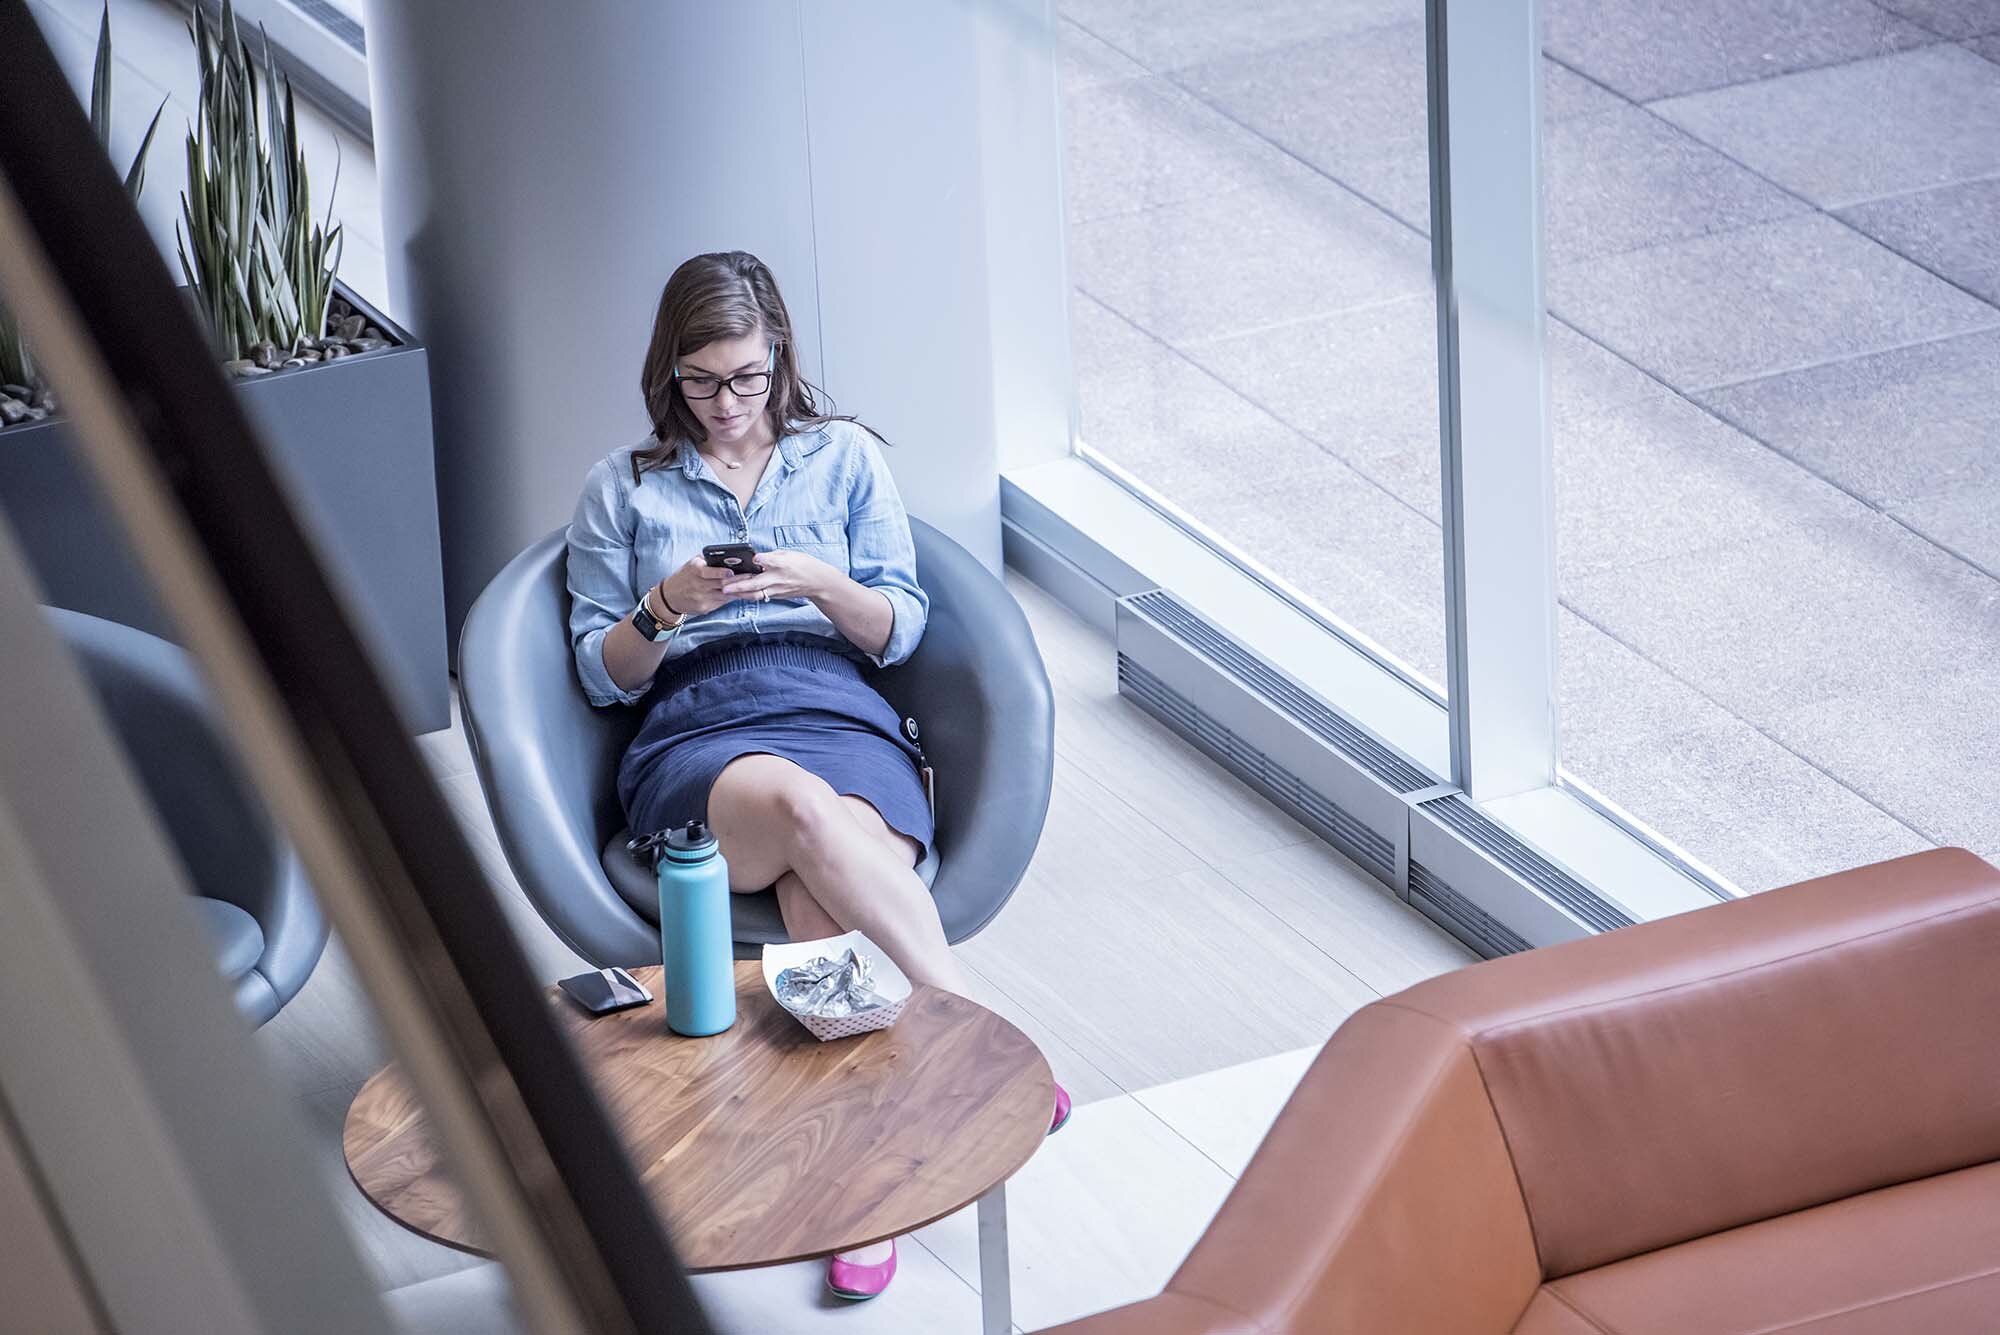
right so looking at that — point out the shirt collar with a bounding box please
[675,424,831,480]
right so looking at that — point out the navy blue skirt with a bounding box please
[618,636,933,856]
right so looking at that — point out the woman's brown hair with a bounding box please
[632,250,883,483]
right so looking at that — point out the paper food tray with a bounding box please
[761,930,912,1041]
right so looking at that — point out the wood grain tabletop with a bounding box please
[343,962,1055,1270]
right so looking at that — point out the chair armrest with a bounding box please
[873,518,1054,942]
[456,532,655,968]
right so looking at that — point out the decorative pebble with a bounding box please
[252,341,282,369]
[337,313,365,341]
[0,396,28,424]
[321,344,348,359]
[347,336,388,353]
[1,383,30,400]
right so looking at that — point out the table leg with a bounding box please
[978,1183,1011,1335]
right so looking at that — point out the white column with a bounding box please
[364,0,1060,629]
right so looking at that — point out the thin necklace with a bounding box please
[704,437,773,471]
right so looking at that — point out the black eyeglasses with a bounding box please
[674,344,777,401]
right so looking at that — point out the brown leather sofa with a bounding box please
[1043,847,2000,1334]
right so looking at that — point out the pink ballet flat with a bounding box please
[827,1239,897,1300]
[1049,1081,1072,1135]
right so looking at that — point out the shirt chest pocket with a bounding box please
[772,518,850,573]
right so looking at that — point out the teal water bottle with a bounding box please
[655,819,736,1037]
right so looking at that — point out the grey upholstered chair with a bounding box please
[457,521,1055,966]
[49,608,328,1026]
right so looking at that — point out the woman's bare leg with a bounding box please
[705,757,976,1272]
[706,755,969,994]
[773,871,840,940]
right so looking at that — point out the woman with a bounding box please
[566,251,1067,1302]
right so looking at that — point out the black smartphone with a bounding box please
[702,542,763,575]
[557,967,654,1016]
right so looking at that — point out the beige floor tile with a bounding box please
[1132,1044,1318,1177]
[961,856,1376,1090]
[1209,837,1475,995]
[915,1095,1235,1331]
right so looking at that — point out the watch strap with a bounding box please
[631,595,667,642]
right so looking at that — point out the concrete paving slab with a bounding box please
[1173,22,1429,197]
[1556,610,1932,892]
[1544,61,1631,122]
[1542,0,1934,101]
[1873,0,2000,39]
[1839,177,2000,307]
[1198,471,1448,686]
[1696,328,2000,507]
[1175,293,1442,517]
[1891,479,2000,577]
[1069,294,1447,678]
[1548,317,1666,411]
[1553,378,1857,578]
[1069,158,1432,345]
[1059,0,1416,73]
[1548,213,2000,390]
[1543,105,1807,265]
[1763,662,2000,853]
[1062,74,1292,223]
[1653,45,2000,208]
[1069,289,1359,509]
[1059,15,1148,91]
[1562,510,2000,719]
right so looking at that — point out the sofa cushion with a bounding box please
[1511,1159,2000,1334]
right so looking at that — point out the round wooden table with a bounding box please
[345,962,1052,1333]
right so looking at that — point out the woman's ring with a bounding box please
[760,590,771,603]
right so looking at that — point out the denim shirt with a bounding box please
[566,419,929,707]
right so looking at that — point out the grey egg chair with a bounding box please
[456,521,1055,966]
[49,608,328,1026]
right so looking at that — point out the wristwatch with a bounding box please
[630,587,682,642]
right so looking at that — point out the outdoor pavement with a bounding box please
[1060,0,2000,892]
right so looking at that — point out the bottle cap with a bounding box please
[662,818,718,861]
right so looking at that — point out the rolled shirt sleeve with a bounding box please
[566,458,651,706]
[845,435,930,668]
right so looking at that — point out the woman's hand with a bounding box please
[721,548,842,604]
[656,556,737,618]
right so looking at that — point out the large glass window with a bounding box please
[1057,4,1449,695]
[1545,2,2000,890]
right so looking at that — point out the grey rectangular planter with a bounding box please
[0,281,450,731]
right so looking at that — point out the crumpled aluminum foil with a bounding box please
[774,948,889,1018]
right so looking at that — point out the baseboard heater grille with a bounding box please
[1409,860,1533,957]
[1420,793,1635,934]
[1126,591,1436,794]
[1118,655,1396,884]
[1114,589,1638,958]
[290,0,366,54]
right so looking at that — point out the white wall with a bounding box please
[366,0,1066,630]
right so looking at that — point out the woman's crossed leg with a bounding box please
[704,752,970,996]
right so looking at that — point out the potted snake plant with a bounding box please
[1,0,448,729]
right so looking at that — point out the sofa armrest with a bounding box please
[1045,1002,1540,1335]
